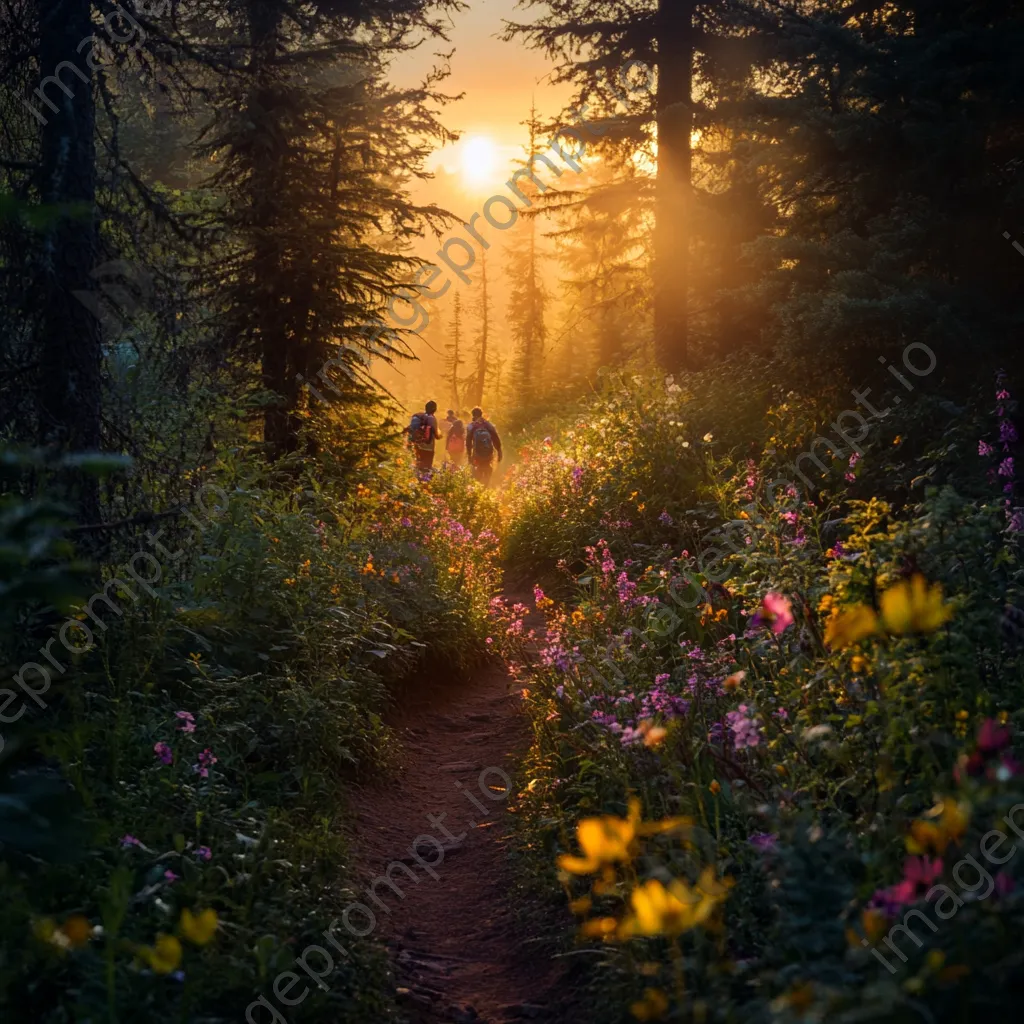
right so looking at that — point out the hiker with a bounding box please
[466,407,503,486]
[407,400,440,478]
[444,409,466,467]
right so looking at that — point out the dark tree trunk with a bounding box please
[468,252,489,408]
[247,0,295,454]
[654,0,695,373]
[35,0,101,520]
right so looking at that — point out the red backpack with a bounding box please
[409,413,432,446]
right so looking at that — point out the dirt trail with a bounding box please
[349,612,571,1024]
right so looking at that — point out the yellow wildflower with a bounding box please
[178,908,218,947]
[630,988,669,1022]
[34,915,92,952]
[579,916,618,938]
[824,605,879,648]
[817,594,834,614]
[558,805,638,874]
[557,800,690,875]
[906,799,970,855]
[620,868,730,938]
[850,655,867,673]
[879,575,953,634]
[709,780,721,796]
[283,578,296,586]
[138,934,183,974]
[568,897,592,916]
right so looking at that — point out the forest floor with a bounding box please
[350,590,576,1024]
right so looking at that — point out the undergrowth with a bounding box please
[0,450,500,1022]
[497,366,1024,1023]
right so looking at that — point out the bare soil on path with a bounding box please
[349,624,577,1024]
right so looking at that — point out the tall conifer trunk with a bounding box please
[35,0,101,519]
[467,252,490,408]
[654,0,695,373]
[247,0,293,453]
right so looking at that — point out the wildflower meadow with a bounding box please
[493,365,1024,1022]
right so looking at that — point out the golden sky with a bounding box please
[392,0,572,205]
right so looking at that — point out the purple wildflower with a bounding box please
[154,741,173,765]
[749,832,778,852]
[193,748,217,779]
[726,705,763,748]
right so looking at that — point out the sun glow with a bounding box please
[459,135,499,186]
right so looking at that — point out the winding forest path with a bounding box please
[350,593,572,1024]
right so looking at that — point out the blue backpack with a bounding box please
[473,424,494,461]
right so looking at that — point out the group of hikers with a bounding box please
[406,401,503,485]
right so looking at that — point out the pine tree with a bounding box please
[505,0,776,373]
[443,293,464,410]
[189,0,457,454]
[30,0,103,519]
[544,154,650,378]
[507,106,549,407]
[466,249,491,408]
[732,0,1024,380]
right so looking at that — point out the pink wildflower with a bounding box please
[752,592,794,634]
[193,748,217,779]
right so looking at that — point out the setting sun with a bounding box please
[459,134,499,186]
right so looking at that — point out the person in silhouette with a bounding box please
[407,400,440,478]
[466,407,502,486]
[444,409,466,467]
